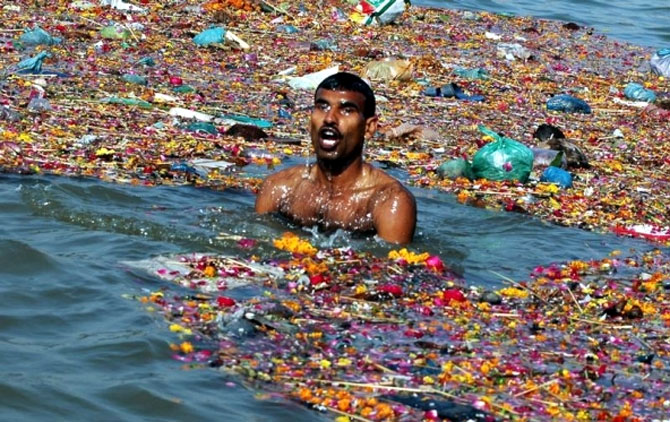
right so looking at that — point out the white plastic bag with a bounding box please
[287,65,340,90]
[650,48,670,77]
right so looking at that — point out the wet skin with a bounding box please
[255,88,416,244]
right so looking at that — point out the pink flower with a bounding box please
[425,255,445,272]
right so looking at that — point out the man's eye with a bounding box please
[342,107,355,114]
[317,103,329,111]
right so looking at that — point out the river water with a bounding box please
[2,1,669,421]
[416,0,670,47]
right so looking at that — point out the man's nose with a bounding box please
[323,107,337,124]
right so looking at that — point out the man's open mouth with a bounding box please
[318,127,341,150]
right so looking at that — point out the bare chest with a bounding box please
[280,182,375,231]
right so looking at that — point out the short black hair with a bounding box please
[315,72,376,118]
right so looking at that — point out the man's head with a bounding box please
[310,72,378,170]
[315,72,376,118]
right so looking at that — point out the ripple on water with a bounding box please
[0,239,57,276]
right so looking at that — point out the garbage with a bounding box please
[532,123,565,142]
[100,96,152,109]
[496,43,532,61]
[650,48,670,77]
[19,26,62,46]
[184,121,218,135]
[453,67,489,80]
[540,166,573,188]
[623,82,656,102]
[27,97,52,113]
[169,107,213,122]
[546,94,591,113]
[437,158,474,180]
[122,74,148,85]
[350,0,407,25]
[287,65,340,90]
[0,106,21,122]
[193,27,226,46]
[100,25,130,40]
[225,124,269,141]
[16,51,51,73]
[471,125,534,183]
[100,0,147,12]
[362,58,413,82]
[219,114,273,129]
[193,26,249,50]
[422,83,485,101]
[531,148,567,168]
[382,123,440,141]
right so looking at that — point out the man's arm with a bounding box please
[372,185,417,244]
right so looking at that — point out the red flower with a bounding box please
[377,284,403,297]
[216,296,236,307]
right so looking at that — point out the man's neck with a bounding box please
[315,157,365,190]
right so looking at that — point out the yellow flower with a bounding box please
[388,248,429,264]
[498,287,529,299]
[180,341,194,354]
[273,232,317,256]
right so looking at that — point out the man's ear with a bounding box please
[364,115,378,139]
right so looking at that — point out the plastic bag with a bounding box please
[453,67,488,80]
[496,43,531,61]
[624,82,656,103]
[100,25,130,40]
[20,26,62,46]
[27,97,52,113]
[471,125,534,183]
[540,166,573,188]
[16,52,50,73]
[362,58,413,82]
[437,159,474,180]
[650,48,670,77]
[287,65,340,90]
[546,94,591,114]
[194,27,226,46]
[193,27,249,50]
[122,74,147,85]
[350,0,406,26]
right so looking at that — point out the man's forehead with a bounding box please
[315,88,366,105]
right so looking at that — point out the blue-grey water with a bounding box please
[416,0,670,47]
[2,1,669,420]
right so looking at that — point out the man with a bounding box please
[255,72,416,244]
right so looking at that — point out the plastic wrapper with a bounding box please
[471,125,534,183]
[362,58,413,82]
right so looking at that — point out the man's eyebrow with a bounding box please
[338,100,360,110]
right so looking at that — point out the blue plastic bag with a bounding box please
[540,166,573,188]
[193,27,226,46]
[624,82,656,102]
[122,74,148,85]
[16,51,50,73]
[453,67,489,80]
[546,94,591,114]
[20,26,62,46]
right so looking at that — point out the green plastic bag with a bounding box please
[122,74,147,85]
[437,158,474,180]
[100,25,130,40]
[471,125,534,183]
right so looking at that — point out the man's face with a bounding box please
[310,88,377,166]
